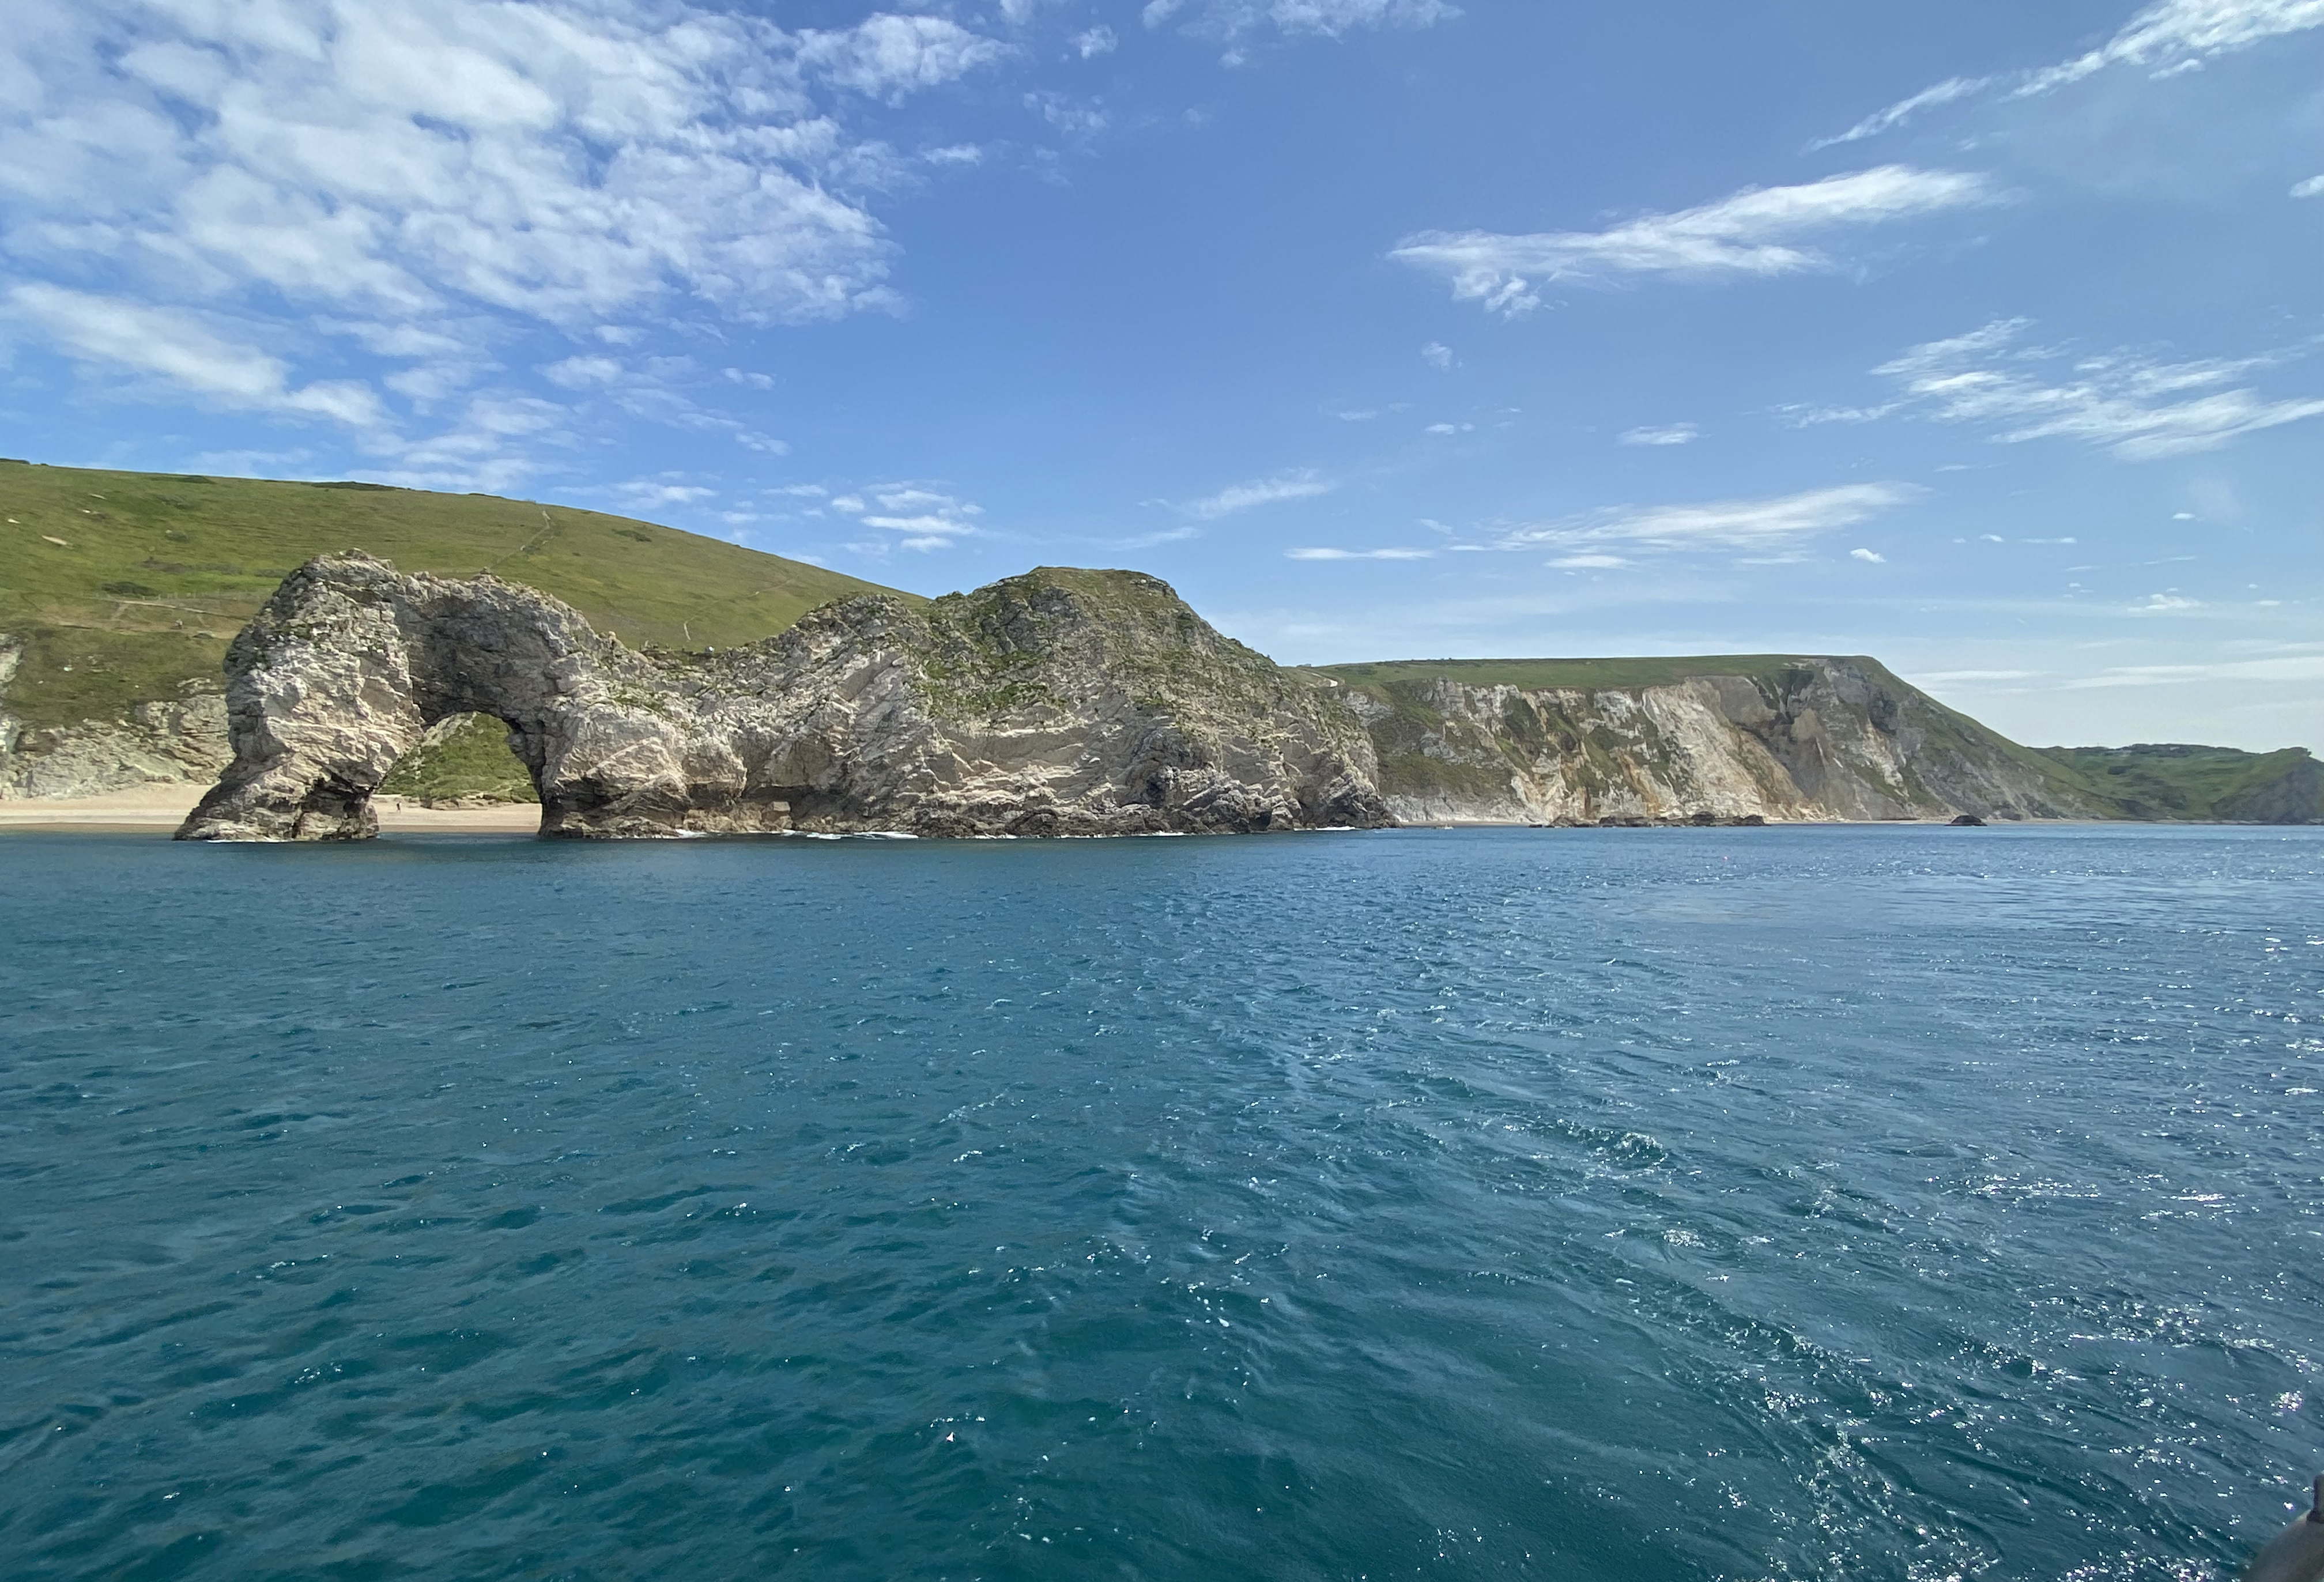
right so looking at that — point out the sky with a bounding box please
[2,0,2320,751]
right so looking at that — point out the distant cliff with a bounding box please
[179,556,1387,840]
[1316,656,2107,825]
[2036,743,2322,825]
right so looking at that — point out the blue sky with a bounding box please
[3,1,2320,750]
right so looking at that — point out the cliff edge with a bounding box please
[1320,656,2106,824]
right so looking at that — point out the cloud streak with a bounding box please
[1497,483,1920,558]
[1391,167,1997,314]
[1821,0,2324,145]
[6,283,385,428]
[1827,319,2324,459]
[1145,0,1461,43]
[1187,469,1335,518]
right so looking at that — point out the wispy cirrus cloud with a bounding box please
[1187,469,1336,519]
[1285,546,1432,560]
[1495,482,1921,561]
[1799,319,2324,459]
[5,282,386,429]
[1391,167,1998,315]
[2067,651,2324,686]
[1619,423,1698,446]
[1820,0,2324,145]
[1144,0,1460,44]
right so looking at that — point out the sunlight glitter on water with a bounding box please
[1,825,2319,1581]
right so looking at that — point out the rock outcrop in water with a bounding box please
[176,553,1390,840]
[1326,659,2104,824]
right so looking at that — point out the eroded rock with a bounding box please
[176,554,1392,840]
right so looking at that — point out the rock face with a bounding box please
[0,637,231,798]
[177,554,1391,840]
[1334,659,2104,824]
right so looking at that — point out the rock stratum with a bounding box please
[176,554,1388,840]
[1323,658,2108,825]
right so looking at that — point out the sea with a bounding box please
[2,824,2319,1581]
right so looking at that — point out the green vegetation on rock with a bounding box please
[378,715,540,805]
[2035,743,2323,823]
[0,460,909,733]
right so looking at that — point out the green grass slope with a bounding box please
[0,460,909,733]
[2036,744,2323,823]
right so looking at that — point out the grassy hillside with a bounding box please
[2036,744,2323,823]
[0,460,908,733]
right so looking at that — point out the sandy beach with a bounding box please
[0,787,544,834]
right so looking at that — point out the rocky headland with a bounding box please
[1327,658,2104,825]
[176,554,1388,840]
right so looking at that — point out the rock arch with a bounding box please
[176,554,1393,841]
[177,553,757,840]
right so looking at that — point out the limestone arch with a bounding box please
[178,553,685,840]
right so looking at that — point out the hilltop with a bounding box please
[2036,743,2323,824]
[0,461,907,798]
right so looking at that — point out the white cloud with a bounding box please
[2066,654,2324,687]
[1286,546,1432,560]
[6,282,385,428]
[614,478,718,509]
[835,484,984,552]
[1619,422,1698,445]
[1859,318,2324,459]
[1,2,910,331]
[1188,468,1335,518]
[1420,341,1455,370]
[1027,92,1110,137]
[1813,77,1992,149]
[541,354,624,389]
[0,0,948,465]
[1391,167,1998,314]
[796,14,1006,101]
[1072,26,1119,58]
[1825,0,2324,144]
[1548,553,1629,569]
[1148,0,1460,42]
[2017,0,2324,95]
[1498,482,1919,555]
[2293,175,2324,197]
[2131,592,2204,611]
[1850,547,1887,563]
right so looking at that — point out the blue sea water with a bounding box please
[2,825,2320,1582]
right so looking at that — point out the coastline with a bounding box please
[0,787,542,834]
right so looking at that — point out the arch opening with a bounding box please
[377,712,542,811]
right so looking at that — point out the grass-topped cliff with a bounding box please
[2035,743,2323,824]
[1312,656,2321,823]
[1312,654,2115,822]
[0,460,906,736]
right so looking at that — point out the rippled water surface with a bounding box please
[3,825,2321,1581]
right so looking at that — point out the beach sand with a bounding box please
[0,787,544,835]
